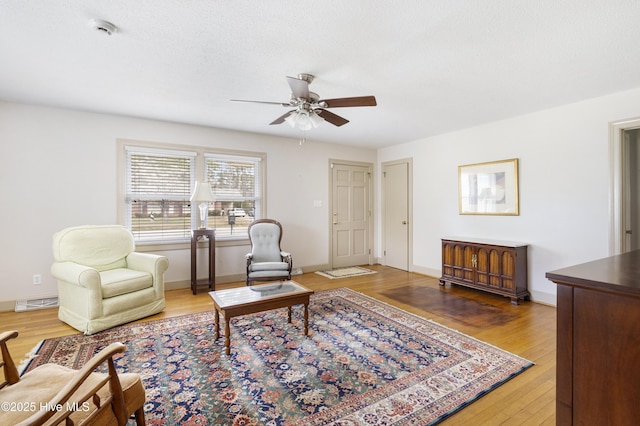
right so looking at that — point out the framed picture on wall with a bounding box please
[458,158,519,215]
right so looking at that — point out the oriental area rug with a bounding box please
[22,288,533,425]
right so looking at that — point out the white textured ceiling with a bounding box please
[2,1,640,148]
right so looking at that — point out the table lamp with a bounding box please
[190,181,215,229]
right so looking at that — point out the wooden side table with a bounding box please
[190,229,215,294]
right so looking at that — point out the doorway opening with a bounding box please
[609,117,640,254]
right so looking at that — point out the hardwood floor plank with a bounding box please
[0,265,556,423]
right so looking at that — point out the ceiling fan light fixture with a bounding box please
[285,110,324,131]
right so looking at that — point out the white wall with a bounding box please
[5,85,640,308]
[0,101,375,305]
[378,86,640,305]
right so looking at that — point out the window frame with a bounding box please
[117,139,266,249]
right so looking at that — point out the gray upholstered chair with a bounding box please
[245,219,293,286]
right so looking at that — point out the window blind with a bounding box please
[125,146,196,242]
[205,153,262,237]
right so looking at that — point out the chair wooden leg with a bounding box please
[134,407,146,425]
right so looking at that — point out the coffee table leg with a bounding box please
[304,302,309,335]
[214,308,220,340]
[225,316,231,355]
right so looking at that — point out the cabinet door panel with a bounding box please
[476,247,502,287]
[489,250,502,287]
[453,245,464,279]
[442,243,454,277]
[476,248,489,285]
[462,246,475,282]
[501,251,515,290]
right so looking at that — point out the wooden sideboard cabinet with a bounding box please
[546,251,640,425]
[439,237,529,304]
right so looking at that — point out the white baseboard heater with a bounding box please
[15,297,59,312]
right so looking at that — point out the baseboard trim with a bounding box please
[411,265,440,278]
[0,300,15,312]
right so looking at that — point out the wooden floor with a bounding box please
[0,265,556,425]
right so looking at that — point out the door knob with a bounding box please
[402,220,407,225]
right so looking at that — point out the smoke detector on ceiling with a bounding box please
[90,19,117,36]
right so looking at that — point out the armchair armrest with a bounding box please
[50,262,101,289]
[0,330,20,388]
[126,252,169,276]
[280,252,293,270]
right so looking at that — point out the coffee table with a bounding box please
[208,281,314,355]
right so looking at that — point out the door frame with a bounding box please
[609,116,640,254]
[381,158,413,271]
[328,159,373,269]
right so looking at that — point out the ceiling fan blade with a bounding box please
[286,76,310,99]
[270,110,295,125]
[319,96,377,108]
[316,109,349,127]
[231,99,291,106]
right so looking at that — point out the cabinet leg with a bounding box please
[439,280,446,286]
[510,297,520,305]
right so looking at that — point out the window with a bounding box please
[205,153,262,238]
[120,141,265,243]
[125,146,196,242]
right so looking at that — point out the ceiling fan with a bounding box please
[231,74,377,130]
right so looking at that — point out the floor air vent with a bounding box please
[15,297,59,312]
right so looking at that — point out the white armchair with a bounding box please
[245,219,293,286]
[51,225,169,334]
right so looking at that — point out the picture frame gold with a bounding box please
[458,158,519,215]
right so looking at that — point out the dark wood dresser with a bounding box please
[546,251,640,425]
[440,237,529,304]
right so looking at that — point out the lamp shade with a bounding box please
[190,181,215,202]
[285,110,324,131]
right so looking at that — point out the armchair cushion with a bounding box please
[100,268,152,298]
[248,261,291,272]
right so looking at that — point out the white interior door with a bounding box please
[383,161,410,270]
[331,162,371,268]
